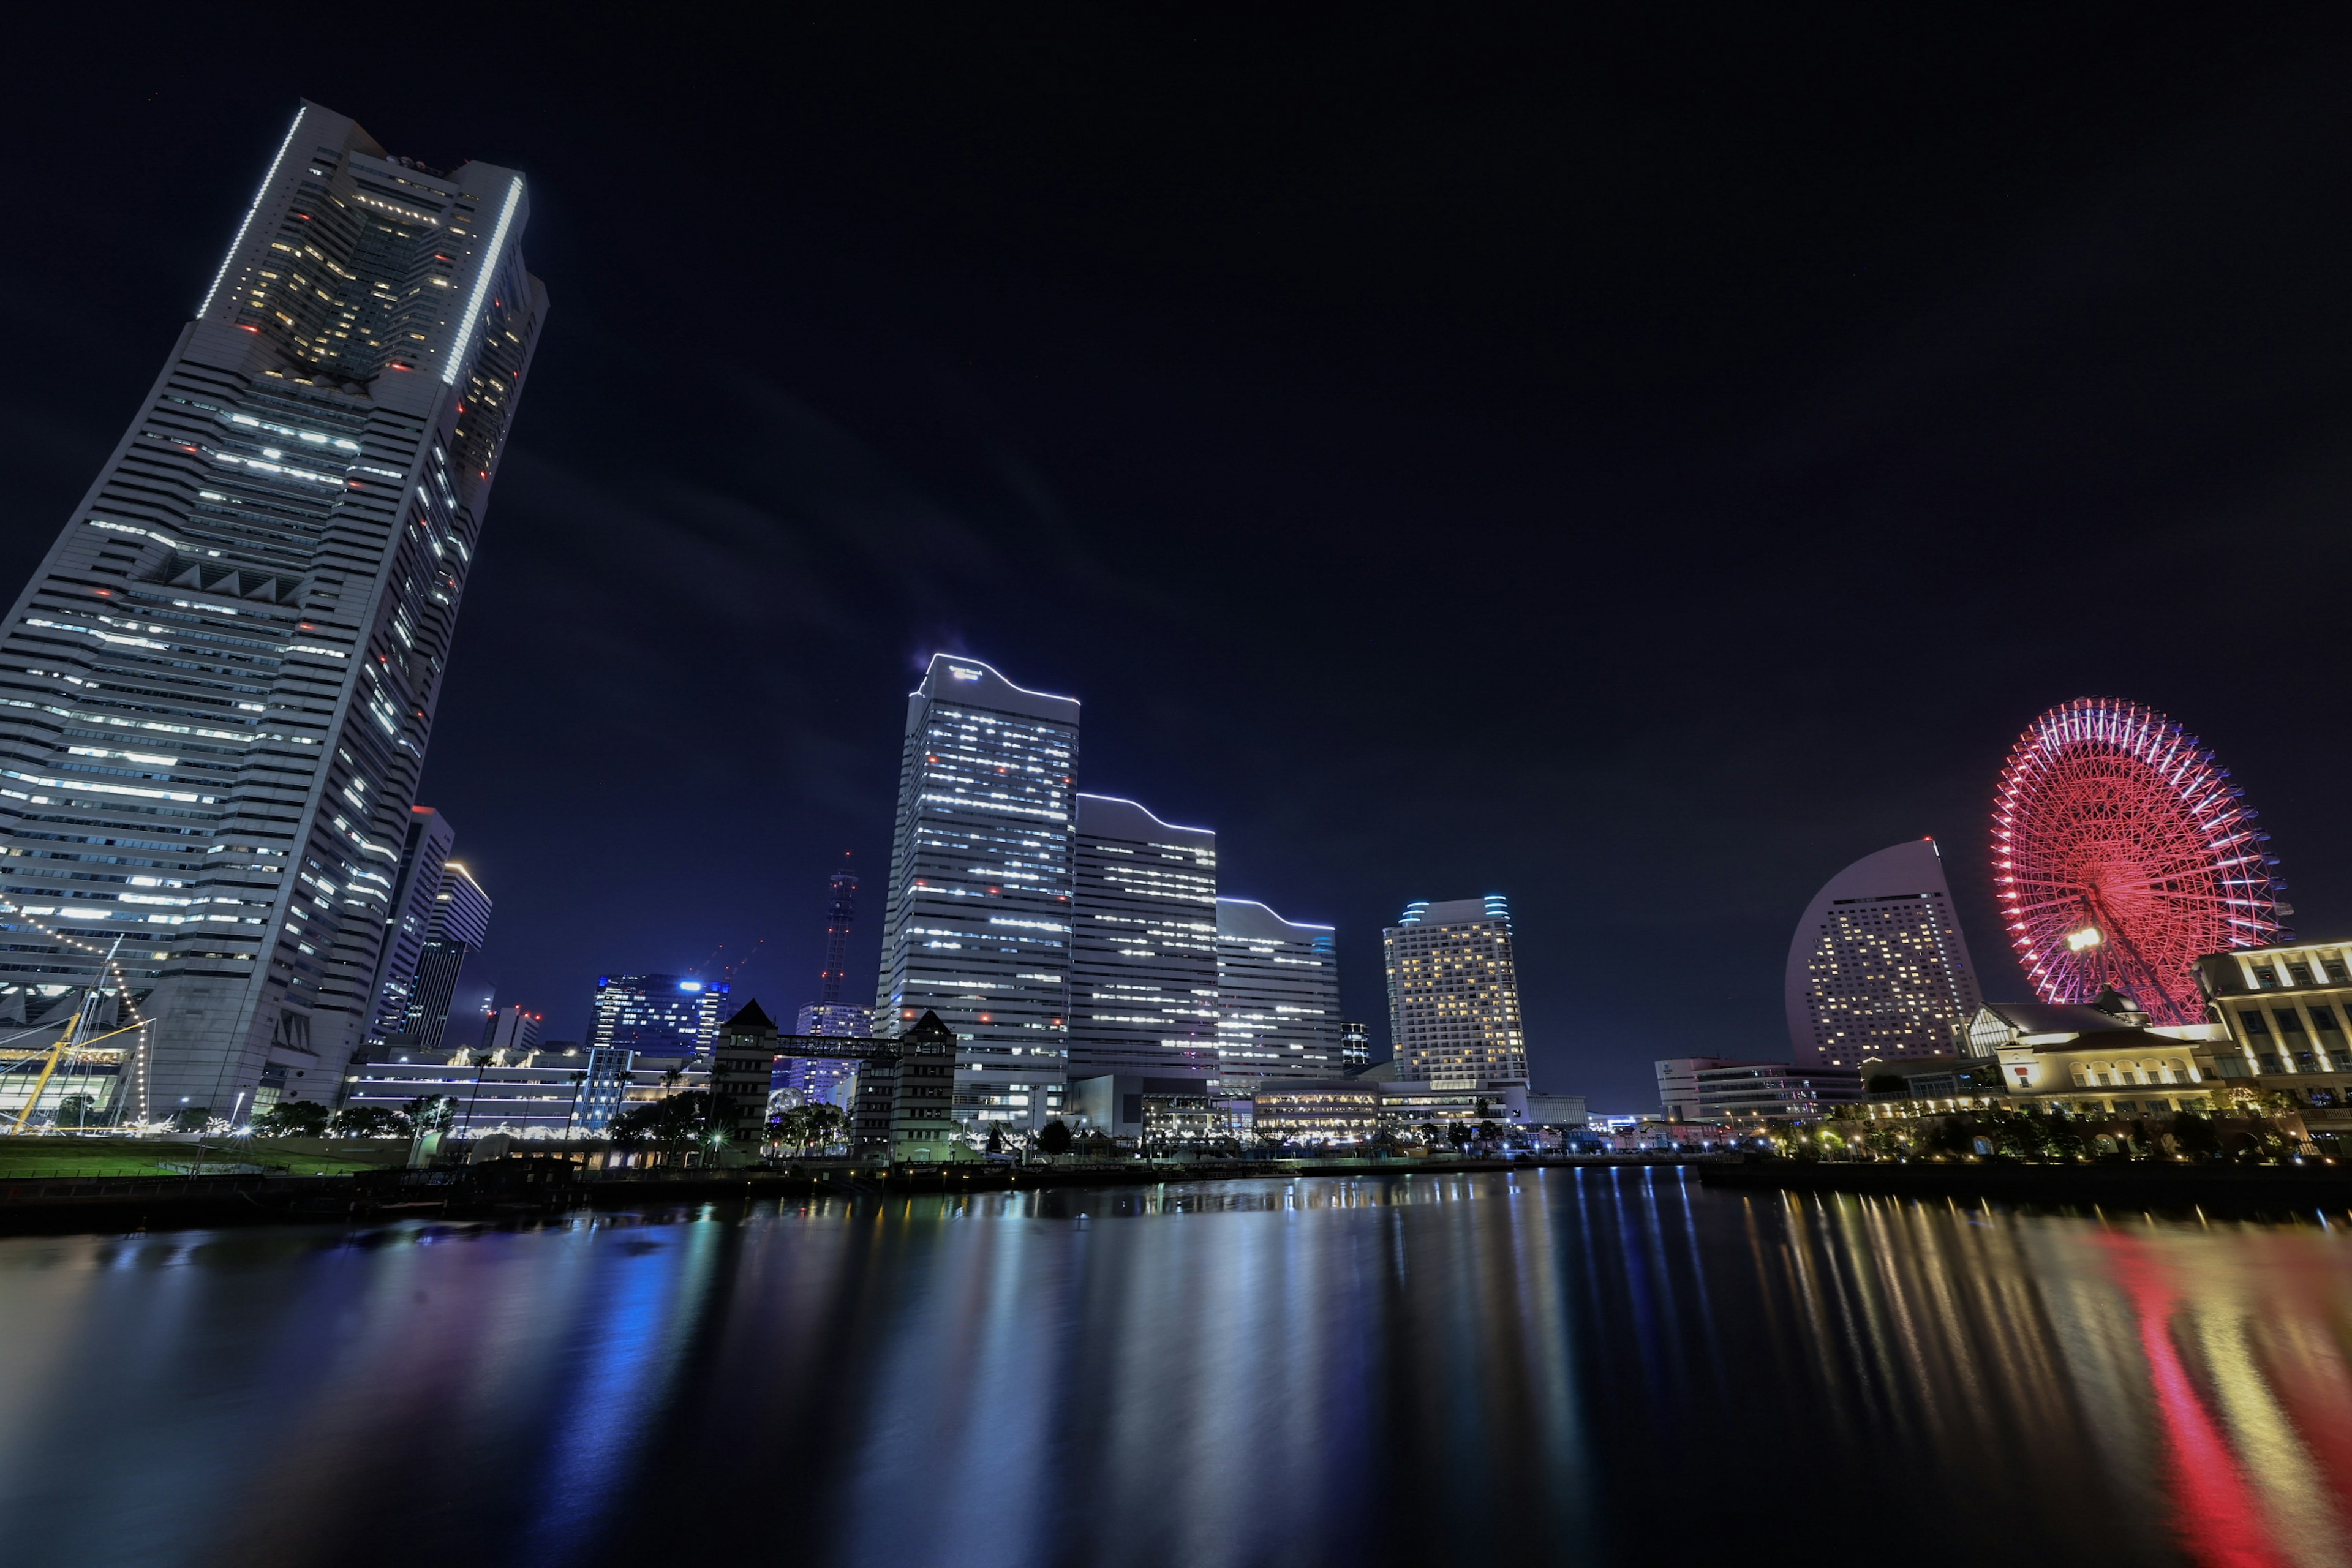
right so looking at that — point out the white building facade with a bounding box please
[1384,895,1528,1085]
[1069,794,1219,1080]
[1785,839,1983,1068]
[873,655,1080,1129]
[0,101,545,1120]
[1215,897,1344,1088]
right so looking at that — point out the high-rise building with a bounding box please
[1785,839,1983,1068]
[369,807,454,1032]
[873,655,1080,1128]
[1384,895,1529,1085]
[398,858,490,1057]
[0,102,545,1120]
[1340,1020,1371,1069]
[786,856,869,1106]
[1215,898,1344,1087]
[588,974,729,1061]
[1068,794,1220,1080]
[477,1002,542,1058]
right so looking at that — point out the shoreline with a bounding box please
[0,1153,1702,1235]
[1698,1156,2352,1213]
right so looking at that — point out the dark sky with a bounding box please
[9,6,2352,1107]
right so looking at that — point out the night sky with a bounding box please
[9,7,2352,1107]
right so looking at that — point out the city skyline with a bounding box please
[12,17,2352,1109]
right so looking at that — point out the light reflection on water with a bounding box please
[2,1170,2350,1566]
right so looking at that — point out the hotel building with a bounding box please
[1384,895,1528,1085]
[1786,839,1982,1068]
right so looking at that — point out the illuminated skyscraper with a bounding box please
[1384,895,1528,1085]
[0,101,544,1120]
[1215,898,1343,1085]
[369,806,455,1033]
[588,974,729,1061]
[1069,794,1219,1079]
[873,654,1079,1128]
[1785,839,1982,1067]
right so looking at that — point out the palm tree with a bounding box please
[464,1044,500,1136]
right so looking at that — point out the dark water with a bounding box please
[4,1169,2350,1567]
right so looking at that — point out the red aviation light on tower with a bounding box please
[1991,697,2285,1023]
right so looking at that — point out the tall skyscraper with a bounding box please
[1068,794,1220,1079]
[1384,895,1529,1085]
[873,654,1079,1129]
[588,974,729,1061]
[1785,839,1983,1067]
[1340,1020,1370,1069]
[401,858,490,1057]
[369,806,455,1033]
[0,102,545,1120]
[477,1002,543,1058]
[1215,898,1343,1086]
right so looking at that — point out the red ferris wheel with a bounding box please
[1992,697,2286,1024]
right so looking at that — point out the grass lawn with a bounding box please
[0,1137,409,1180]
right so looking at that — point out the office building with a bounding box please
[369,807,454,1033]
[1384,896,1528,1085]
[1340,1020,1370,1070]
[873,654,1079,1129]
[785,856,867,1106]
[1785,839,1983,1067]
[1215,898,1344,1087]
[478,1002,542,1058]
[1656,1057,1862,1122]
[588,974,729,1062]
[0,102,544,1121]
[402,859,489,1055]
[1068,793,1220,1079]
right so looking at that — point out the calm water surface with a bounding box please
[4,1169,2350,1567]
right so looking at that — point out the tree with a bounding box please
[405,1095,456,1133]
[464,1044,503,1135]
[609,1090,715,1153]
[1036,1119,1073,1161]
[254,1100,328,1137]
[768,1103,844,1156]
[330,1104,412,1139]
[56,1093,97,1129]
[2168,1112,2220,1160]
[987,1123,1006,1155]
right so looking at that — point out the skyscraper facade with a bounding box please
[369,806,455,1034]
[588,974,729,1061]
[1785,839,1983,1068]
[477,1002,543,1058]
[873,655,1079,1129]
[400,859,490,1055]
[1384,895,1529,1085]
[1214,898,1344,1086]
[0,102,544,1120]
[1068,794,1219,1080]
